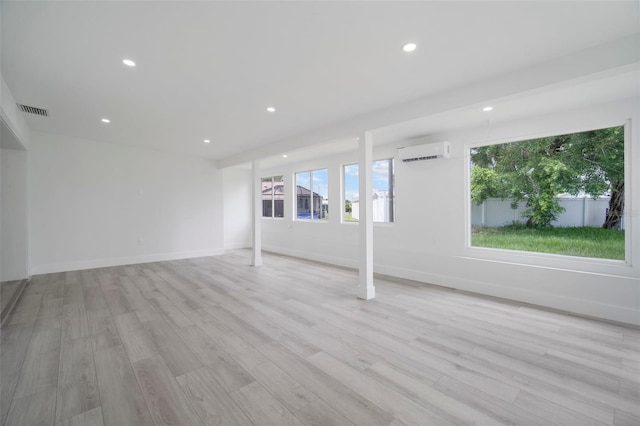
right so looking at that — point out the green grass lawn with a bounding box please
[472,226,625,260]
[344,213,359,222]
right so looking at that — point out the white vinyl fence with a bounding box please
[471,197,623,229]
[351,192,392,222]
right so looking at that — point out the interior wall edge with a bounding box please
[224,243,251,251]
[0,74,31,150]
[262,244,358,270]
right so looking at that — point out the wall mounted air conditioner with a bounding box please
[397,141,451,162]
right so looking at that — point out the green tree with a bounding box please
[470,126,624,228]
[345,199,352,214]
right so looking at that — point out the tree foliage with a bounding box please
[470,126,624,228]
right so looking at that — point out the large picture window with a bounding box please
[295,169,328,220]
[470,125,625,260]
[261,175,284,218]
[343,159,395,223]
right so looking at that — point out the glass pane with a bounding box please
[273,176,284,218]
[312,169,329,220]
[469,126,625,260]
[261,177,273,217]
[343,164,359,222]
[372,159,394,222]
[296,172,311,219]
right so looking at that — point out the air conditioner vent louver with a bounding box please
[397,141,450,162]
[17,103,48,117]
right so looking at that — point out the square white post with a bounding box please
[358,132,375,300]
[252,159,262,267]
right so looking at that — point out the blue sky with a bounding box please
[296,170,329,198]
[295,161,393,202]
[344,160,393,201]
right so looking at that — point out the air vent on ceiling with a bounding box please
[17,103,48,117]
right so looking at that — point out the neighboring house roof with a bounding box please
[263,185,323,199]
[296,185,322,198]
[262,185,285,195]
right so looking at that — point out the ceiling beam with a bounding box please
[219,34,639,168]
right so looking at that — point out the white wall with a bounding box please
[0,148,29,281]
[257,97,640,325]
[29,132,224,274]
[223,165,252,249]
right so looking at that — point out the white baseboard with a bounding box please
[30,248,226,275]
[224,242,251,250]
[374,263,640,327]
[261,244,640,326]
[262,244,358,269]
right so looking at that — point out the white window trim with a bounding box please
[463,119,634,278]
[294,168,329,222]
[341,159,396,225]
[261,175,285,220]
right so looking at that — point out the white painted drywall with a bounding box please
[29,132,224,274]
[257,97,640,325]
[1,148,29,281]
[222,165,252,249]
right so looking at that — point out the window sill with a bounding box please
[462,245,635,278]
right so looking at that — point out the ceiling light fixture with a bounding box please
[402,42,417,53]
[122,59,136,67]
[204,139,211,143]
[266,106,276,113]
[101,118,111,123]
[282,154,288,158]
[482,106,494,112]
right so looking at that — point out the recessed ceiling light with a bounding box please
[282,154,288,158]
[122,59,136,67]
[204,139,211,143]
[266,106,276,113]
[101,118,110,123]
[402,42,417,53]
[482,106,494,112]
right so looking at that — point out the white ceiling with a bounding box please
[256,68,640,170]
[2,1,639,162]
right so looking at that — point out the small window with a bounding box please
[470,126,625,260]
[261,175,284,218]
[343,164,359,222]
[372,159,395,223]
[342,159,395,223]
[295,169,328,220]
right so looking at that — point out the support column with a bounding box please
[358,132,375,300]
[252,159,262,266]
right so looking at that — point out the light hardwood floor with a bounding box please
[1,250,639,426]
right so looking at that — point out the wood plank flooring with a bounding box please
[1,279,28,326]
[1,250,639,426]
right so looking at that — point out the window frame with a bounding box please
[341,158,396,225]
[261,175,284,219]
[342,163,359,224]
[464,120,632,272]
[294,168,329,222]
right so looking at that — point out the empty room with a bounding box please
[1,1,639,425]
